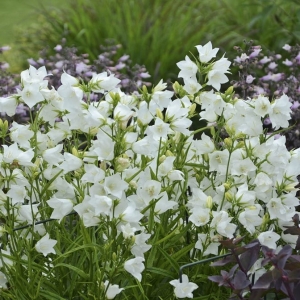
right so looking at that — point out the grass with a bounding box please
[13,0,300,81]
[0,0,67,45]
[0,0,67,72]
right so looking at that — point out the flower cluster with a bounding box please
[232,41,300,149]
[0,41,150,126]
[0,42,299,299]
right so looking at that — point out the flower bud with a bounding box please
[284,182,298,192]
[115,156,130,172]
[261,213,270,231]
[89,127,99,136]
[72,147,79,157]
[156,108,164,120]
[210,126,216,137]
[225,191,233,202]
[166,150,174,156]
[172,81,182,94]
[247,205,257,210]
[203,153,209,162]
[226,86,234,94]
[224,138,232,148]
[223,182,231,191]
[206,196,213,209]
[189,103,197,115]
[159,155,166,164]
[112,252,117,262]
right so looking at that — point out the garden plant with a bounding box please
[0,41,299,300]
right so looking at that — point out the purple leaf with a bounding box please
[239,243,260,272]
[253,269,281,290]
[211,255,236,266]
[228,265,239,278]
[293,282,300,299]
[275,245,292,269]
[208,275,224,284]
[283,226,300,235]
[232,269,251,290]
[208,275,231,287]
[296,236,300,251]
[286,269,300,281]
[248,288,267,300]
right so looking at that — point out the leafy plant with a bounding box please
[208,230,300,299]
[13,0,300,82]
[0,41,299,299]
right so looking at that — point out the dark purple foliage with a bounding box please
[208,232,300,299]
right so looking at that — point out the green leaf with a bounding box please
[157,246,179,271]
[54,263,89,279]
[39,290,66,300]
[147,266,174,278]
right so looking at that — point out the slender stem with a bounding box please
[179,253,231,283]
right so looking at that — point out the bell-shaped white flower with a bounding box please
[35,233,57,257]
[124,257,145,282]
[104,280,124,299]
[0,96,18,117]
[196,41,219,63]
[169,274,198,299]
[47,197,74,222]
[258,231,280,249]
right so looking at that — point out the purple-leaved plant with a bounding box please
[208,215,300,300]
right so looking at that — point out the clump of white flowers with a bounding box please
[0,41,298,299]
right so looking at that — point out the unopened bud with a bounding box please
[189,103,197,115]
[89,127,99,136]
[166,150,174,156]
[206,196,213,209]
[72,147,79,157]
[223,182,231,191]
[285,182,297,192]
[225,191,233,202]
[172,81,181,94]
[156,108,164,120]
[112,252,117,262]
[159,155,166,164]
[210,126,216,137]
[115,156,130,172]
[203,153,209,162]
[261,213,270,231]
[224,138,232,148]
[225,86,234,97]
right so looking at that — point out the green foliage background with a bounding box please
[2,0,300,80]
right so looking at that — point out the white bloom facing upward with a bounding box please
[35,233,57,256]
[170,274,198,299]
[0,41,299,298]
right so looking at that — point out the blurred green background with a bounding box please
[1,0,300,80]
